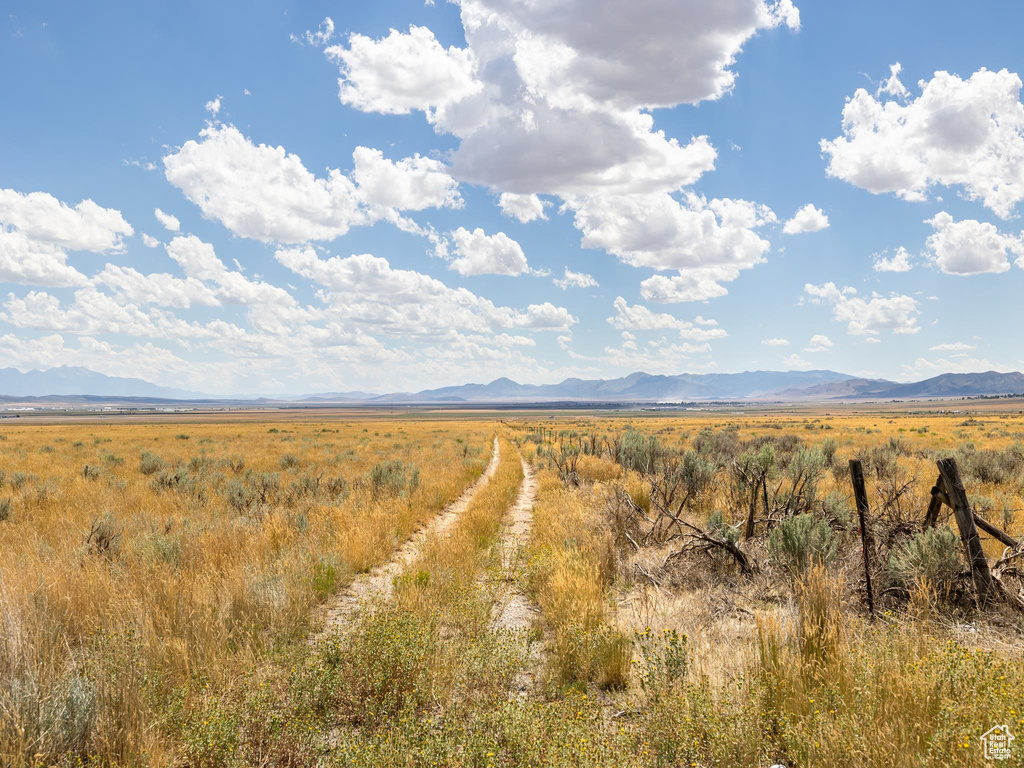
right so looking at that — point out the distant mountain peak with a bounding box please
[1,367,1021,405]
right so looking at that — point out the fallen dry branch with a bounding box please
[662,517,755,575]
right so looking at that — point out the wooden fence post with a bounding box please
[923,475,946,527]
[936,458,995,604]
[973,513,1019,549]
[848,459,876,619]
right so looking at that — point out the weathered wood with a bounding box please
[924,475,946,527]
[848,459,876,619]
[930,485,952,508]
[930,480,1017,547]
[744,487,757,540]
[973,513,1019,550]
[936,458,995,604]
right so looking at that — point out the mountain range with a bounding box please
[0,367,206,400]
[2,367,1024,404]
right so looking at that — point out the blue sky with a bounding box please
[1,0,1022,395]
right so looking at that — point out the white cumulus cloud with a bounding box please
[449,227,530,276]
[822,65,1024,218]
[804,281,920,336]
[164,124,461,244]
[0,188,133,252]
[95,264,220,309]
[327,25,482,117]
[165,235,295,306]
[782,203,829,234]
[924,211,1024,275]
[154,208,180,232]
[352,147,462,211]
[0,188,133,287]
[805,333,833,352]
[782,353,812,370]
[576,193,775,301]
[498,192,547,223]
[164,125,364,243]
[274,247,574,334]
[553,268,598,290]
[873,246,913,272]
[607,297,727,341]
[0,230,88,287]
[315,2,799,299]
[323,2,796,198]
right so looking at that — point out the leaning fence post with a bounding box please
[924,475,946,527]
[848,459,876,619]
[936,457,995,605]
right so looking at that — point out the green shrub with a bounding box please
[0,497,10,522]
[819,437,839,466]
[767,513,838,574]
[781,447,827,513]
[954,442,1024,486]
[887,526,963,591]
[43,673,97,759]
[279,453,300,470]
[224,478,254,512]
[693,425,741,462]
[618,429,660,474]
[660,450,717,512]
[138,451,166,476]
[150,466,209,501]
[225,471,280,512]
[98,450,123,467]
[821,490,853,529]
[289,473,320,499]
[367,461,417,498]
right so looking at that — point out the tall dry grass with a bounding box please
[0,420,491,764]
[249,435,529,763]
[526,466,630,689]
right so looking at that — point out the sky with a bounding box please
[1,0,1022,396]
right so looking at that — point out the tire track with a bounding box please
[319,435,500,635]
[490,454,543,696]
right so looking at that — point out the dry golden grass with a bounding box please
[0,419,492,764]
[527,469,630,689]
[507,410,1024,766]
[3,406,1024,767]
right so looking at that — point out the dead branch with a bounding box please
[663,518,755,575]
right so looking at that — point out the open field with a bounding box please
[1,405,1023,766]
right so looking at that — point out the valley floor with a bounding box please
[0,408,1022,766]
